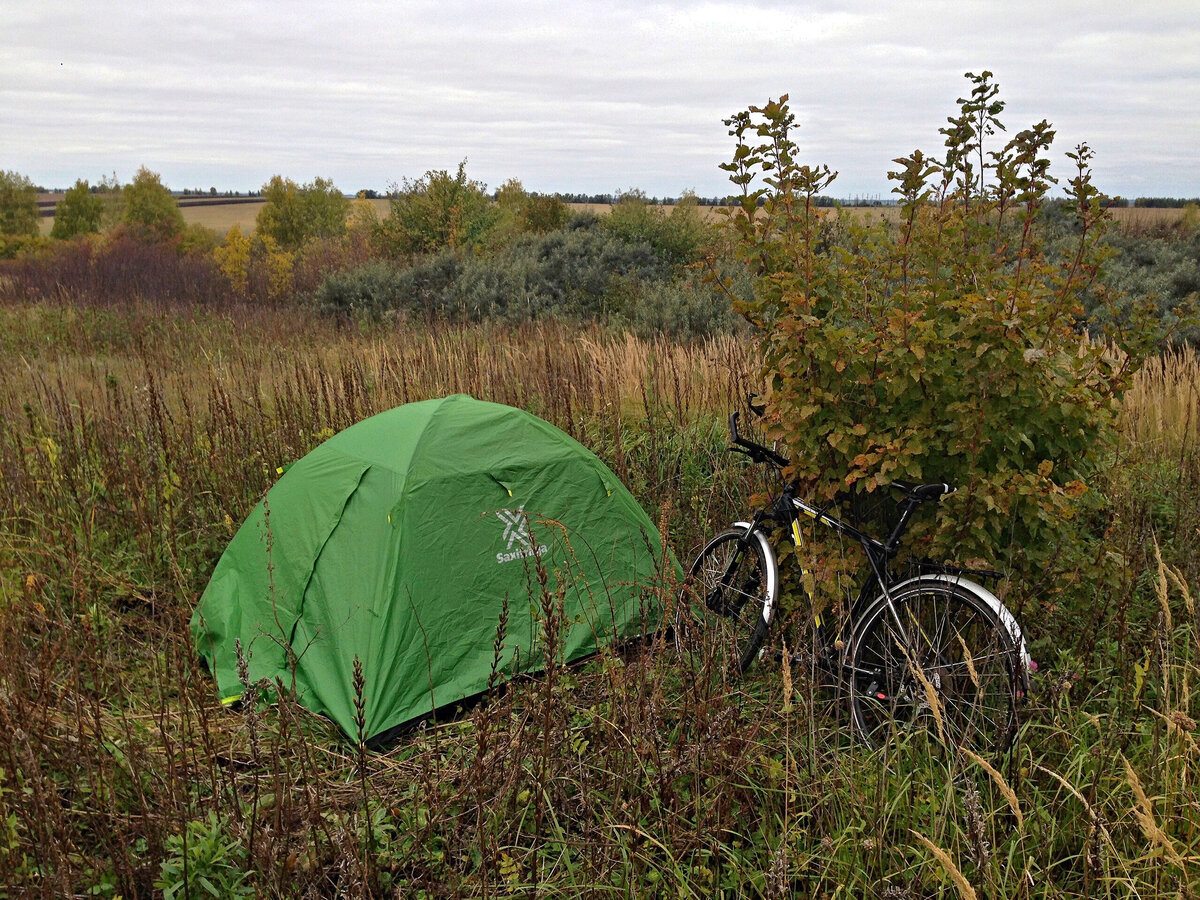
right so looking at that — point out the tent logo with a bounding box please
[497,506,528,550]
[495,506,547,564]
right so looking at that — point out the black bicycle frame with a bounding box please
[741,479,933,638]
[723,409,936,639]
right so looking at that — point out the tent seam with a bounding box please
[285,463,373,654]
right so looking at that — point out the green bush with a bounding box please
[374,162,498,258]
[1041,205,1200,347]
[313,259,410,320]
[721,77,1153,613]
[317,220,679,324]
[615,275,749,339]
[602,191,711,266]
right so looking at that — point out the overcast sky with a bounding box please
[3,0,1198,199]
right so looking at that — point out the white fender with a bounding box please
[878,573,1034,675]
[732,522,779,626]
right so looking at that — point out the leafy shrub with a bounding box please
[317,220,676,324]
[178,223,220,256]
[155,813,252,900]
[614,275,749,339]
[1035,202,1200,346]
[518,193,570,234]
[374,162,498,258]
[213,225,251,297]
[0,233,46,261]
[602,191,711,266]
[250,233,294,303]
[491,179,571,241]
[289,230,376,297]
[720,77,1152,613]
[314,259,410,319]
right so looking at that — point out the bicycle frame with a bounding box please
[736,478,918,634]
[721,409,963,650]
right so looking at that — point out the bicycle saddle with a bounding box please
[889,480,956,502]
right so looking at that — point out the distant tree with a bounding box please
[121,167,184,240]
[256,176,349,250]
[495,178,526,210]
[375,161,497,257]
[94,172,124,229]
[214,224,252,296]
[603,190,708,265]
[0,170,40,237]
[1134,197,1200,208]
[51,179,104,239]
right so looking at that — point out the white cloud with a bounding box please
[1,0,1196,197]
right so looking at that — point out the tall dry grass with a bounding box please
[1,302,1198,897]
[1121,349,1200,451]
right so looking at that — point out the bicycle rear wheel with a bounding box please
[676,528,775,675]
[849,580,1021,753]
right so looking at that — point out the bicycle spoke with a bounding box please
[851,583,1019,753]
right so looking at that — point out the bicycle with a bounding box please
[676,409,1034,753]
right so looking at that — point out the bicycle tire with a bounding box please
[849,579,1021,753]
[676,527,776,675]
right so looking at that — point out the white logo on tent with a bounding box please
[494,506,547,565]
[496,506,529,550]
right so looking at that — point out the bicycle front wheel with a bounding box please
[849,580,1021,753]
[676,527,776,675]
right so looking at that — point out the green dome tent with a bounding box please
[191,394,669,742]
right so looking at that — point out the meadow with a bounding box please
[1,298,1198,897]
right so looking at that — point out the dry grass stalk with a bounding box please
[956,634,980,691]
[781,639,793,714]
[960,747,1023,829]
[1163,564,1197,621]
[1121,348,1200,450]
[1153,541,1174,636]
[902,645,947,746]
[1122,754,1186,868]
[910,830,979,900]
[1034,764,1108,835]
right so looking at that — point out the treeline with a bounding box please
[0,164,747,339]
[1,165,1197,345]
[1132,196,1200,208]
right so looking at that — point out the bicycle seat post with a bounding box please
[882,497,920,556]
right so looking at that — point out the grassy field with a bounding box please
[1,300,1198,897]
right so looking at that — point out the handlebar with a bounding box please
[728,412,790,468]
